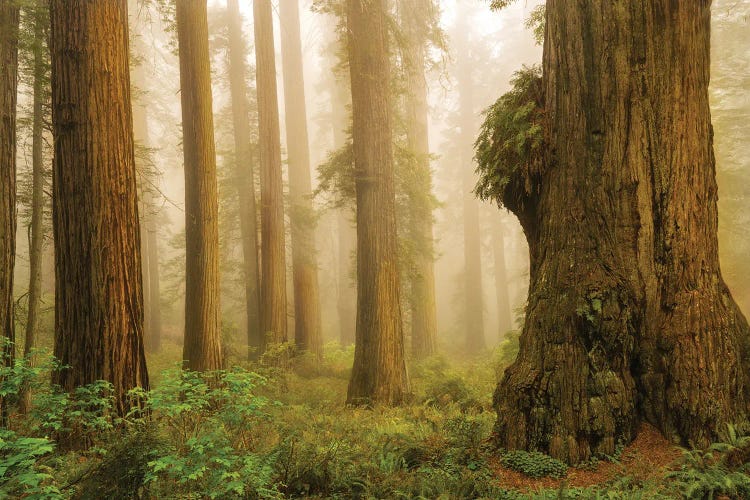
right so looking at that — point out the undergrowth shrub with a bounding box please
[501,449,568,479]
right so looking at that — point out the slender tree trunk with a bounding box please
[329,51,356,347]
[145,190,161,352]
[226,0,261,360]
[19,3,47,414]
[175,0,223,371]
[493,0,750,463]
[337,211,356,346]
[130,34,163,354]
[280,0,323,358]
[0,0,19,425]
[492,217,512,339]
[455,17,485,353]
[49,0,149,416]
[346,0,409,405]
[254,0,287,346]
[401,1,438,359]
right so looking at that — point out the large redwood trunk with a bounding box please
[346,0,409,405]
[254,0,288,346]
[280,0,323,358]
[493,0,750,463]
[175,0,223,371]
[50,0,149,415]
[0,0,19,378]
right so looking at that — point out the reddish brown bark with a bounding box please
[49,0,149,415]
[346,0,409,405]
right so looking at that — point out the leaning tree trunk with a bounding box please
[280,0,323,358]
[226,0,261,360]
[346,0,409,406]
[401,0,438,360]
[175,0,223,371]
[254,0,287,347]
[493,0,750,463]
[50,0,149,416]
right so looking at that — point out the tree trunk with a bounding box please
[175,0,223,371]
[493,0,750,463]
[401,1,438,360]
[492,217,512,339]
[253,0,287,346]
[455,16,485,353]
[328,48,356,347]
[337,211,356,346]
[346,0,409,405]
[226,0,261,360]
[145,190,161,352]
[0,1,19,425]
[49,0,149,416]
[19,2,48,414]
[280,0,323,358]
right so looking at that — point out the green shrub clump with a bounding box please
[501,449,568,479]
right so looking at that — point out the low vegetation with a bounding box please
[1,336,749,499]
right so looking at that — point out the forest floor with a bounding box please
[3,334,750,498]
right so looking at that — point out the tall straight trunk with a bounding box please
[329,47,356,347]
[19,2,46,414]
[492,217,512,339]
[337,211,356,346]
[253,0,287,346]
[280,0,323,358]
[175,0,222,371]
[455,17,485,353]
[226,0,261,359]
[401,1,438,359]
[0,0,19,377]
[131,90,161,353]
[49,0,149,416]
[494,0,750,463]
[145,190,161,352]
[346,0,409,405]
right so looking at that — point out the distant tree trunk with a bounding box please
[328,48,356,347]
[493,1,750,463]
[49,0,149,416]
[455,17,485,353]
[0,1,19,424]
[337,211,356,346]
[401,1,438,359]
[226,0,261,360]
[175,0,223,371]
[144,191,161,352]
[492,217,512,339]
[346,0,409,405]
[280,0,323,358]
[130,30,163,354]
[19,3,47,414]
[253,0,287,346]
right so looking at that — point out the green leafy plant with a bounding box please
[0,428,60,499]
[502,449,569,479]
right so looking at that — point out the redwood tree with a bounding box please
[346,0,409,405]
[226,0,262,359]
[254,0,287,346]
[401,0,438,359]
[280,0,323,358]
[49,0,148,415]
[0,0,19,373]
[486,1,750,463]
[176,0,223,371]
